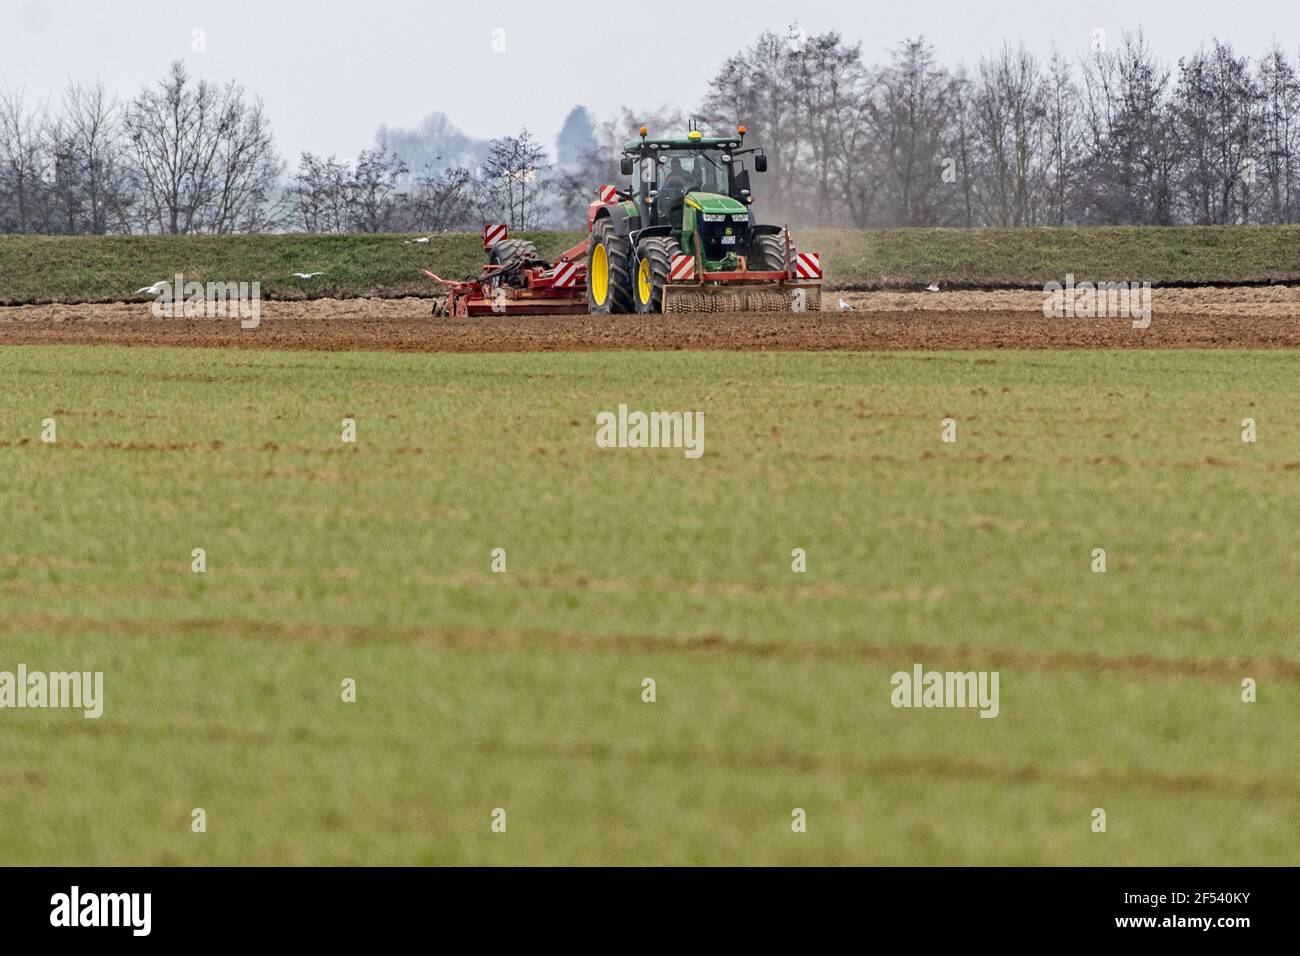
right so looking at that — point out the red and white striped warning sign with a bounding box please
[483,223,508,249]
[597,184,619,204]
[669,254,695,281]
[551,260,581,288]
[794,251,822,280]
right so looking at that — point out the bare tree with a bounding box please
[1173,41,1258,224]
[0,86,48,233]
[699,30,878,226]
[47,78,133,233]
[210,96,283,233]
[1041,49,1080,226]
[869,37,960,226]
[791,32,875,225]
[943,66,975,226]
[400,166,476,232]
[346,147,406,232]
[1078,30,1176,225]
[700,31,803,221]
[481,128,549,229]
[1255,43,1300,224]
[969,44,1046,227]
[289,153,348,233]
[124,61,279,234]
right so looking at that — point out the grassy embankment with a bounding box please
[4,225,1300,305]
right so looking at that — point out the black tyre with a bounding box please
[488,238,540,288]
[748,230,792,273]
[488,238,538,267]
[748,229,820,312]
[633,235,683,314]
[587,219,633,315]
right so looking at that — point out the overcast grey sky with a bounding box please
[2,0,1297,161]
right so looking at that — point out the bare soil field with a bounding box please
[1,286,1297,351]
[837,285,1300,316]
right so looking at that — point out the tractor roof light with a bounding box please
[738,125,747,136]
[639,125,648,139]
[688,130,702,141]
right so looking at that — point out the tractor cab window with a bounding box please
[654,150,729,225]
[655,150,728,194]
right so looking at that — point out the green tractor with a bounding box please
[586,124,822,315]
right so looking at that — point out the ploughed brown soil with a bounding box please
[1,287,1298,351]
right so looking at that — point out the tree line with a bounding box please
[701,29,1300,227]
[4,30,1299,235]
[0,61,544,236]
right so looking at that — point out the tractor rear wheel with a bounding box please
[587,219,633,315]
[633,235,682,314]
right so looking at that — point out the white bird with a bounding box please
[134,281,168,295]
[926,282,940,292]
[405,236,432,244]
[292,272,326,279]
[837,297,854,311]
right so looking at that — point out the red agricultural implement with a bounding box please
[421,224,589,317]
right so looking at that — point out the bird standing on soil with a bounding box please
[926,282,941,292]
[134,281,169,296]
[837,298,854,311]
[292,272,326,280]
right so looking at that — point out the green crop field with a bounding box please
[4,224,1300,306]
[1,345,1297,865]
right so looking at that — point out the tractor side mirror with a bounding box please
[754,154,768,173]
[620,156,635,176]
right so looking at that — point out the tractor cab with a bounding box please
[620,129,760,227]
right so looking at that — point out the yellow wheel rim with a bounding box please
[637,258,651,304]
[590,242,609,305]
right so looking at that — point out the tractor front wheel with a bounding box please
[749,230,792,273]
[587,219,633,315]
[633,235,682,314]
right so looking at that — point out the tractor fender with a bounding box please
[591,200,641,238]
[630,224,673,247]
[751,223,785,237]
